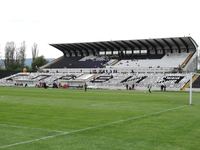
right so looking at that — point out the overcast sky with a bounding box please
[0,0,200,58]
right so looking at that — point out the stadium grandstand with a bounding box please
[0,36,199,91]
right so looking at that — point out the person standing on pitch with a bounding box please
[84,82,87,92]
[147,83,152,93]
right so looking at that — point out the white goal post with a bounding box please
[189,72,200,105]
[189,73,193,105]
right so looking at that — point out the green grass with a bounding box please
[0,87,200,150]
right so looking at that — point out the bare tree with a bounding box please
[4,42,16,70]
[0,47,4,69]
[4,41,26,70]
[32,43,39,61]
[18,41,26,67]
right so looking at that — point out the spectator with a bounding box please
[53,82,58,88]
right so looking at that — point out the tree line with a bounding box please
[0,42,48,72]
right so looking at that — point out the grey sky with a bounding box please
[0,0,199,58]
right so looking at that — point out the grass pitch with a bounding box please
[0,87,200,150]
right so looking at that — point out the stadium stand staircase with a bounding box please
[91,75,113,83]
[32,75,51,81]
[76,74,95,81]
[121,76,132,83]
[58,75,77,80]
[109,59,119,66]
[180,52,195,68]
[180,74,199,91]
[136,76,148,83]
[6,73,29,81]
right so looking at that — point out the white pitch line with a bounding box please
[0,105,187,149]
[0,123,64,133]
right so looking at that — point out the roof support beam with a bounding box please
[115,41,127,50]
[62,44,78,57]
[60,44,74,57]
[100,42,114,51]
[107,41,125,57]
[121,41,135,50]
[179,37,189,53]
[145,40,157,54]
[76,43,90,56]
[69,44,84,56]
[82,43,96,56]
[170,38,181,53]
[129,40,141,50]
[95,42,107,51]
[58,44,72,56]
[153,39,164,49]
[121,41,136,56]
[107,41,121,51]
[80,43,93,55]
[162,39,173,53]
[99,42,116,55]
[95,43,106,55]
[137,40,149,55]
[115,41,128,55]
[89,43,101,54]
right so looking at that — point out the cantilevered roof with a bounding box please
[50,37,198,57]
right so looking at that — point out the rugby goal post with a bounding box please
[189,73,193,105]
[189,72,200,105]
